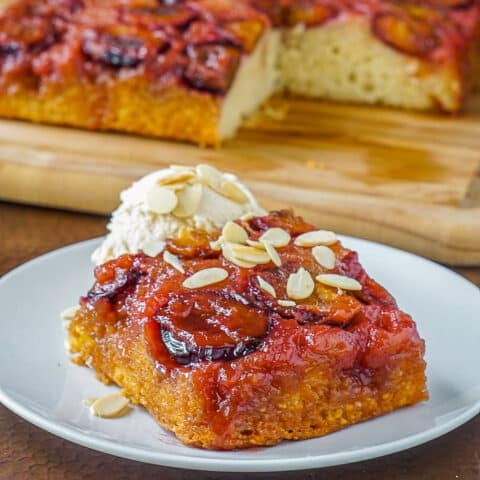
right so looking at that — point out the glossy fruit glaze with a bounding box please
[1,0,479,95]
[83,210,421,369]
[0,0,268,94]
[81,210,426,438]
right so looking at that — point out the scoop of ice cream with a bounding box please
[91,164,265,265]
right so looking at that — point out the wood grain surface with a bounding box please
[0,95,479,265]
[0,201,479,480]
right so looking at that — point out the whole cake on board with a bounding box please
[0,0,479,144]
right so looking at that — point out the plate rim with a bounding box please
[1,236,479,472]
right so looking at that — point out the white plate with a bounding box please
[0,237,479,472]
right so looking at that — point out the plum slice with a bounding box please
[372,11,438,57]
[87,267,143,301]
[284,1,338,27]
[0,43,22,58]
[184,43,240,93]
[155,291,269,365]
[82,30,148,68]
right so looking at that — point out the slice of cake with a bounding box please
[68,209,427,449]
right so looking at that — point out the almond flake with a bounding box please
[246,239,265,249]
[196,164,224,192]
[157,171,194,186]
[240,212,255,221]
[173,183,203,218]
[221,180,249,204]
[262,241,282,267]
[61,305,80,322]
[316,274,362,291]
[142,239,165,257]
[90,393,130,418]
[294,230,337,247]
[278,299,296,307]
[257,276,276,298]
[230,244,271,264]
[210,238,223,251]
[163,250,184,273]
[312,245,336,270]
[222,243,257,268]
[146,185,178,214]
[222,221,248,244]
[183,267,228,289]
[287,267,314,300]
[259,228,291,248]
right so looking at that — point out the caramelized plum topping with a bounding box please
[88,264,143,301]
[184,43,240,93]
[222,20,264,52]
[122,5,197,29]
[166,227,218,259]
[184,21,238,47]
[0,43,21,58]
[249,0,285,26]
[82,30,147,68]
[372,11,438,57]
[155,292,269,364]
[284,1,337,27]
[246,210,315,238]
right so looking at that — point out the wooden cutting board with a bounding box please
[0,94,479,266]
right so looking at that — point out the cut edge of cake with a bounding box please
[279,18,464,112]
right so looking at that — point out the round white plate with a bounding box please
[0,237,479,472]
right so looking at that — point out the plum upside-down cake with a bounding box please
[67,210,428,449]
[0,0,479,145]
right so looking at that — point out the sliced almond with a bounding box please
[316,274,362,291]
[146,185,178,214]
[263,241,282,267]
[259,228,291,248]
[90,393,130,418]
[157,171,194,186]
[246,239,265,249]
[222,243,257,268]
[278,299,296,307]
[163,250,184,273]
[196,164,224,192]
[240,212,256,221]
[221,180,249,204]
[61,305,80,321]
[142,239,165,257]
[210,238,223,251]
[173,183,203,218]
[312,246,336,270]
[294,230,337,247]
[257,276,276,298]
[183,267,228,289]
[230,244,271,265]
[222,221,248,244]
[287,267,314,300]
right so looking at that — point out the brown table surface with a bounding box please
[0,201,479,480]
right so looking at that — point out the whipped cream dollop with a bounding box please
[92,164,265,265]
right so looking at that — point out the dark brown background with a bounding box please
[0,201,478,480]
